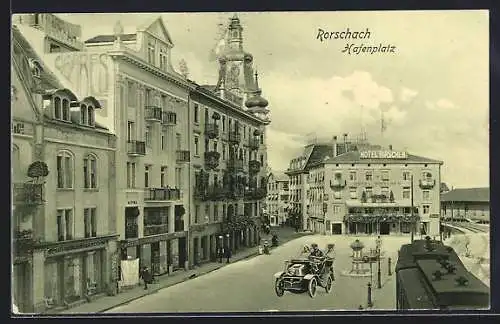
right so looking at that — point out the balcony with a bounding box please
[145,106,163,122]
[13,183,44,205]
[144,188,181,201]
[249,138,260,150]
[174,220,185,232]
[194,185,207,200]
[176,150,190,163]
[127,141,146,156]
[205,123,220,139]
[13,229,35,257]
[204,151,221,170]
[162,111,177,126]
[125,223,139,239]
[227,158,244,172]
[207,185,228,201]
[245,187,268,200]
[144,224,169,236]
[249,160,261,174]
[228,131,241,144]
[330,179,347,189]
[419,179,436,189]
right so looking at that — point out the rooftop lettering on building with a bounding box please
[359,150,408,159]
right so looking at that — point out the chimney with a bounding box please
[332,136,338,157]
[389,144,393,150]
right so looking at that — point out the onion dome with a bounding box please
[245,70,269,108]
[244,52,253,63]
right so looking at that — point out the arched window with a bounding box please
[56,151,73,189]
[83,154,98,189]
[80,104,87,125]
[54,97,62,120]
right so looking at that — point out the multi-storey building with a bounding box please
[188,14,270,264]
[12,23,118,313]
[16,14,193,278]
[307,137,443,236]
[266,172,290,227]
[441,187,490,224]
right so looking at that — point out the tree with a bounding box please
[27,161,49,183]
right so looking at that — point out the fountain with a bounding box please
[341,239,371,277]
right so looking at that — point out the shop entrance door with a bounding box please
[380,222,390,235]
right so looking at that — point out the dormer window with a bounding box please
[80,104,95,126]
[159,47,167,70]
[54,97,70,122]
[147,38,156,65]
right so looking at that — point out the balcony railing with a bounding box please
[176,150,190,163]
[207,185,228,201]
[249,138,260,150]
[145,106,163,122]
[228,131,241,144]
[194,185,207,200]
[249,160,261,174]
[125,223,139,239]
[13,230,35,256]
[13,183,44,205]
[127,141,146,156]
[227,158,244,172]
[205,123,220,139]
[419,179,436,189]
[144,224,169,236]
[162,111,177,125]
[174,220,184,232]
[330,179,347,189]
[204,151,221,170]
[144,188,181,201]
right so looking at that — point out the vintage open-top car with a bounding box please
[273,244,335,298]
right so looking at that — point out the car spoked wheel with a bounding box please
[325,275,333,293]
[275,278,285,297]
[308,277,317,298]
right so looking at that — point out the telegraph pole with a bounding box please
[410,174,414,243]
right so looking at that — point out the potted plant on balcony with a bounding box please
[205,151,221,170]
[361,191,367,203]
[389,190,395,203]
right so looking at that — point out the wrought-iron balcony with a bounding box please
[249,138,260,150]
[174,220,184,232]
[204,151,221,170]
[419,179,436,189]
[176,150,190,163]
[13,183,44,205]
[206,185,228,201]
[228,131,241,144]
[162,111,177,125]
[144,224,169,236]
[13,229,35,257]
[145,106,163,122]
[249,160,261,174]
[330,179,347,189]
[125,223,139,239]
[227,158,244,172]
[205,123,220,139]
[144,188,181,201]
[194,185,207,200]
[127,141,146,156]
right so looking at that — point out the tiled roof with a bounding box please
[441,188,489,203]
[12,26,63,90]
[84,33,137,44]
[324,151,443,165]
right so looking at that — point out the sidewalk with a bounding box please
[54,227,309,314]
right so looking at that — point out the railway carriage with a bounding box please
[395,237,489,310]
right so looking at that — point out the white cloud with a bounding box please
[400,87,418,103]
[426,98,456,110]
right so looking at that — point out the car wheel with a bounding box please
[275,278,285,297]
[325,275,333,293]
[308,277,317,298]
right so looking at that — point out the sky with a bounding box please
[57,10,489,189]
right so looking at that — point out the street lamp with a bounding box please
[377,247,382,289]
[218,235,223,263]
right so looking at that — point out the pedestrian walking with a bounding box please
[141,266,152,290]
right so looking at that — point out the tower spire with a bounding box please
[254,68,259,90]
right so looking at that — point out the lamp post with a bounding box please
[377,247,381,289]
[218,235,223,263]
[410,174,415,243]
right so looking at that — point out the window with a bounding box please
[204,108,209,124]
[260,134,264,144]
[349,171,357,181]
[402,187,410,199]
[161,131,166,150]
[127,82,136,107]
[84,208,97,238]
[175,167,182,189]
[243,126,246,138]
[195,205,200,223]
[80,104,94,126]
[127,121,135,142]
[260,154,264,166]
[423,190,430,201]
[214,204,219,222]
[194,135,199,156]
[222,115,226,131]
[176,133,181,150]
[145,126,151,147]
[83,154,97,189]
[213,141,218,152]
[148,38,156,64]
[205,205,210,223]
[145,165,150,188]
[422,171,432,180]
[161,166,167,187]
[57,209,73,241]
[334,190,342,199]
[333,205,341,214]
[54,97,70,122]
[126,162,136,188]
[81,104,87,124]
[204,139,209,153]
[159,47,167,70]
[365,187,373,197]
[381,170,389,181]
[423,205,430,214]
[222,144,226,160]
[222,204,227,219]
[56,151,73,189]
[365,171,373,181]
[349,188,357,199]
[194,104,199,123]
[145,89,152,106]
[402,171,411,181]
